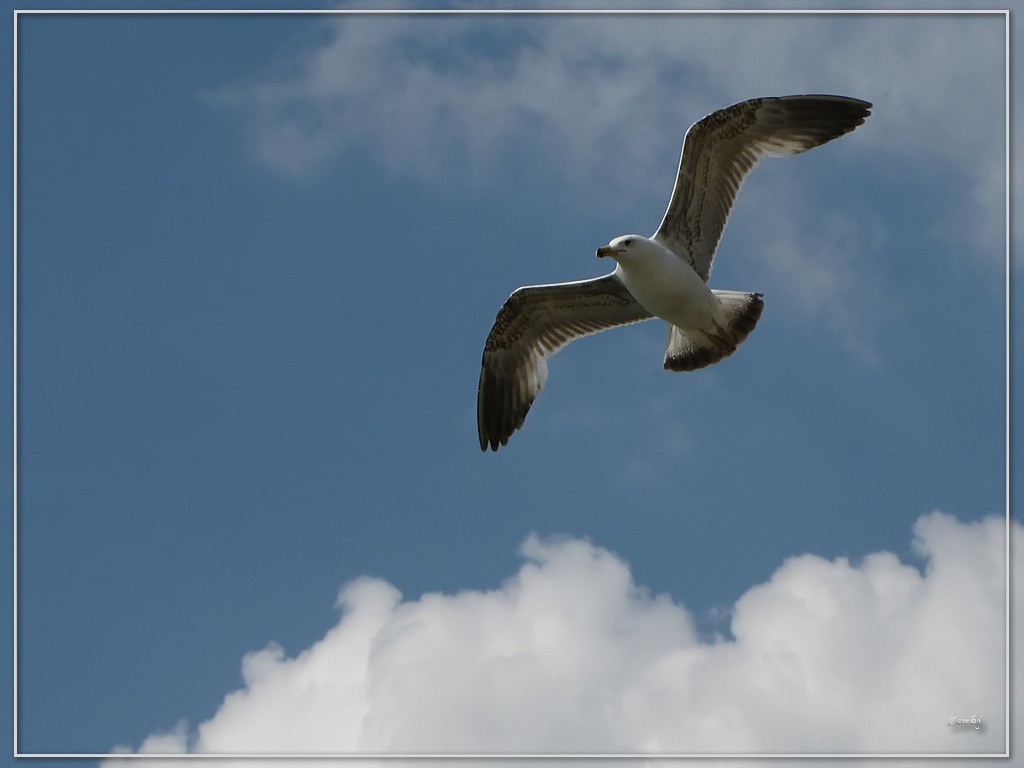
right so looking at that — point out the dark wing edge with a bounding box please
[477,272,653,452]
[653,94,872,281]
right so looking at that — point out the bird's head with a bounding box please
[595,234,652,262]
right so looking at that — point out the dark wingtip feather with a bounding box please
[777,94,873,142]
[477,366,504,452]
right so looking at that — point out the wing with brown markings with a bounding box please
[477,272,653,451]
[654,94,872,282]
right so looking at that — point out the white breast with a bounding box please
[612,241,717,331]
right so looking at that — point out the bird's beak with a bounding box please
[596,246,622,259]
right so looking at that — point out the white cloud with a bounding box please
[203,11,1004,363]
[104,511,1015,763]
[204,12,1002,195]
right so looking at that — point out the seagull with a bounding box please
[477,94,871,452]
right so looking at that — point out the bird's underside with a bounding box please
[476,94,872,452]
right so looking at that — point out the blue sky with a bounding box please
[3,2,1018,761]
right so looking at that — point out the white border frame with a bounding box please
[9,7,1015,765]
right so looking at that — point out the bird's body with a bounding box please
[600,235,765,372]
[606,237,718,332]
[477,94,872,451]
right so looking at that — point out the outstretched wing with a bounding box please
[654,94,872,282]
[477,272,653,451]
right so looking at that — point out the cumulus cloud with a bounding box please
[104,511,1015,763]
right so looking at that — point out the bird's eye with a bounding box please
[624,238,634,245]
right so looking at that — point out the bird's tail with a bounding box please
[663,290,764,372]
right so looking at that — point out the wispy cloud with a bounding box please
[203,12,1003,364]
[105,512,1014,759]
[728,177,893,366]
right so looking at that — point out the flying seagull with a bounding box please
[477,94,871,452]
